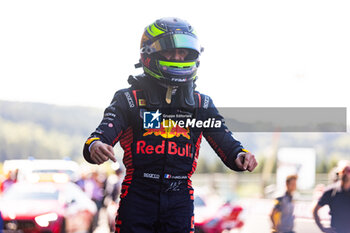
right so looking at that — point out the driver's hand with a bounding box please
[235,152,258,172]
[90,141,116,164]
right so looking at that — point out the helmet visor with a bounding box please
[145,34,201,55]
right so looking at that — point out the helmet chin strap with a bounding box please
[157,81,178,105]
[128,74,196,111]
[158,79,196,111]
[165,86,173,104]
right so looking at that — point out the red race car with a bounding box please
[195,195,244,233]
[0,181,97,233]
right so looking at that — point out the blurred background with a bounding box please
[1,0,350,232]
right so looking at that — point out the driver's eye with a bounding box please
[160,51,171,57]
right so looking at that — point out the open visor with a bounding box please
[143,33,201,54]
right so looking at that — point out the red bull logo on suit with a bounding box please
[136,140,192,158]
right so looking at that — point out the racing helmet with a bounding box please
[139,17,202,86]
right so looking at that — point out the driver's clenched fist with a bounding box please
[234,152,258,172]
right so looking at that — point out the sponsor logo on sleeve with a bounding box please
[203,96,210,109]
[124,92,135,108]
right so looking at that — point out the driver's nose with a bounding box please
[173,50,184,61]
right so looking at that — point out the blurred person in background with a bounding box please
[83,17,257,233]
[76,170,105,209]
[313,165,350,233]
[111,168,124,202]
[328,160,350,184]
[270,175,298,233]
[78,170,105,231]
[0,169,18,193]
[85,171,105,211]
[75,170,87,191]
[104,168,124,205]
[104,168,125,232]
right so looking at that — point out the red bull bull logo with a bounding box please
[143,119,190,139]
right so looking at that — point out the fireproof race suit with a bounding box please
[83,77,248,233]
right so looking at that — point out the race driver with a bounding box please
[83,17,258,233]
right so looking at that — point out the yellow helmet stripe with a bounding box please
[147,23,165,37]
